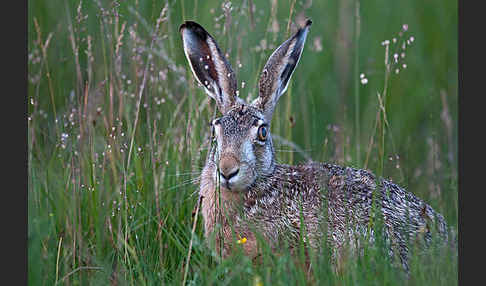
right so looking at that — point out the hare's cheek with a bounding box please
[255,145,273,172]
[242,165,258,186]
[241,141,257,165]
[229,164,255,191]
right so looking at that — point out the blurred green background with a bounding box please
[28,0,457,284]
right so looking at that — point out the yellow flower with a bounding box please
[236,237,247,244]
[253,275,263,286]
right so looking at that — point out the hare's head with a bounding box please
[180,20,311,192]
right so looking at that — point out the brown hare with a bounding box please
[179,19,449,271]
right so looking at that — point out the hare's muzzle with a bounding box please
[218,155,240,189]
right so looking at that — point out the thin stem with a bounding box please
[34,18,58,134]
[182,195,202,285]
[354,0,361,166]
[55,236,63,285]
[56,267,103,285]
[378,44,390,176]
[286,0,296,37]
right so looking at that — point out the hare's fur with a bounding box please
[180,20,449,271]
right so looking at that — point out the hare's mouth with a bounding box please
[219,174,246,192]
[222,180,239,192]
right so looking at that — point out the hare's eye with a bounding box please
[257,125,268,141]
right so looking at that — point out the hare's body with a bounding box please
[180,20,449,271]
[199,116,447,270]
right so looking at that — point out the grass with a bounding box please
[28,0,457,285]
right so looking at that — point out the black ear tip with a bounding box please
[179,21,201,32]
[305,19,312,27]
[179,22,187,34]
[179,21,210,39]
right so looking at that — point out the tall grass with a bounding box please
[28,0,457,285]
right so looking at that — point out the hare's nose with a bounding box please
[221,168,239,180]
[219,156,240,180]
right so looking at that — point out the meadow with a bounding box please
[28,0,458,285]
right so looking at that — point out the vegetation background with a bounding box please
[28,0,457,285]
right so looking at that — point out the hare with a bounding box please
[179,20,449,271]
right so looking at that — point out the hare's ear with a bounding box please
[180,21,238,114]
[253,19,312,122]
